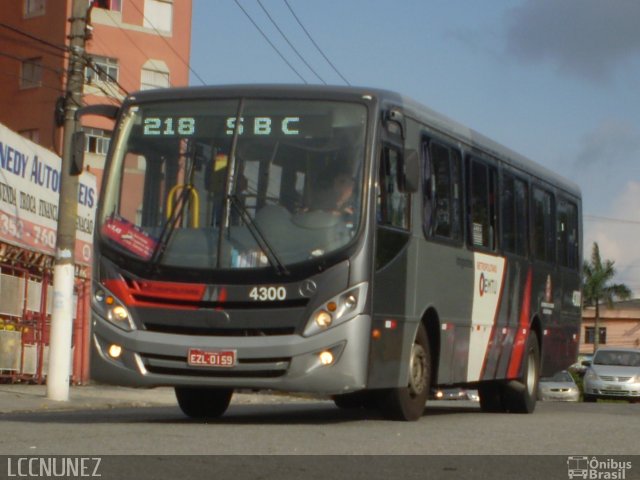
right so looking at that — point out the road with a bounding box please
[1,397,638,455]
[2,398,639,480]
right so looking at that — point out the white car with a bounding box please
[583,347,640,402]
[538,371,580,402]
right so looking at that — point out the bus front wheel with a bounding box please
[378,324,431,421]
[175,387,234,419]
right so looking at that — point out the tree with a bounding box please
[583,242,632,352]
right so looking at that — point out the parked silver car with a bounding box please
[538,370,580,402]
[583,347,640,402]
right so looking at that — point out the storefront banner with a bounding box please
[0,123,96,265]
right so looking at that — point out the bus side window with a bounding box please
[378,146,410,229]
[532,187,555,263]
[502,173,528,256]
[557,198,579,269]
[468,158,498,250]
[423,141,462,241]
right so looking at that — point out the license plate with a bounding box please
[188,349,236,367]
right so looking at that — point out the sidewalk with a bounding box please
[0,384,178,414]
[0,384,323,415]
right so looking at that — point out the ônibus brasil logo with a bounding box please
[567,456,632,480]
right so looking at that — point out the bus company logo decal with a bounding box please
[467,253,506,381]
[567,456,632,480]
[478,272,498,297]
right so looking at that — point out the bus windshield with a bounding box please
[98,98,367,271]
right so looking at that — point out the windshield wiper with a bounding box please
[148,142,197,272]
[229,195,290,276]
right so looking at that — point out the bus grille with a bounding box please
[142,324,297,336]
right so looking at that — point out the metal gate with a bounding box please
[0,260,90,384]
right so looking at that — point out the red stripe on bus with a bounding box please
[480,258,508,380]
[507,268,533,379]
[102,278,206,310]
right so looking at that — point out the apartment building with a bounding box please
[0,0,193,186]
[0,0,192,383]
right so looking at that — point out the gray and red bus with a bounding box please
[80,85,582,420]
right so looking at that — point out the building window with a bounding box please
[83,128,111,155]
[585,327,607,345]
[20,58,43,89]
[19,129,40,144]
[141,68,170,90]
[93,0,122,11]
[24,0,45,17]
[85,55,119,84]
[144,0,173,32]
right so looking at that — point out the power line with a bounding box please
[283,0,350,86]
[0,69,64,94]
[0,32,70,61]
[256,0,326,84]
[0,50,65,76]
[233,0,307,84]
[90,33,145,90]
[83,57,129,96]
[0,22,68,54]
[584,214,640,226]
[126,0,207,86]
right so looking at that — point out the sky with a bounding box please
[190,0,640,296]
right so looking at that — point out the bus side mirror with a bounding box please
[401,149,420,193]
[70,131,85,176]
[70,103,120,176]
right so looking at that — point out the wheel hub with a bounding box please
[409,343,427,396]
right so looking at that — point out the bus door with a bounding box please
[368,113,415,389]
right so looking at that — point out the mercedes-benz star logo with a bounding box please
[299,279,317,297]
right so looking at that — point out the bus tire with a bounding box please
[478,382,506,413]
[378,324,430,421]
[503,332,539,413]
[333,390,379,409]
[175,387,234,419]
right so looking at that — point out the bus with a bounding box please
[76,85,582,421]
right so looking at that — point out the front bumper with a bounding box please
[90,311,371,395]
[539,390,580,402]
[584,378,640,399]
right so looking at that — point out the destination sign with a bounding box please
[141,115,330,138]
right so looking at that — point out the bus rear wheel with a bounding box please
[478,382,506,412]
[175,387,234,419]
[333,390,379,409]
[503,332,539,413]
[378,324,431,421]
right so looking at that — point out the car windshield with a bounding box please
[99,98,367,270]
[541,371,573,383]
[593,351,640,367]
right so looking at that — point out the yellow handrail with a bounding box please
[166,184,200,228]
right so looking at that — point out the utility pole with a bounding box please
[46,0,89,401]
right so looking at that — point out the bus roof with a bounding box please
[126,84,581,199]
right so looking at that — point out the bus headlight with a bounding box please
[303,282,368,337]
[92,281,136,331]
